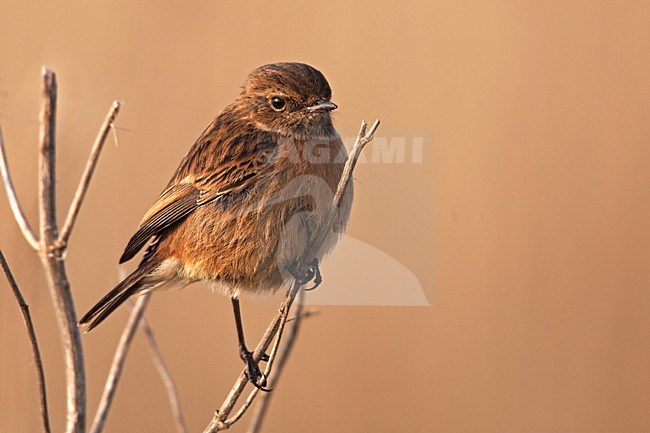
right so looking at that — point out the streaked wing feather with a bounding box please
[119,183,200,263]
[196,172,257,205]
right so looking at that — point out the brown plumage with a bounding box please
[79,63,352,332]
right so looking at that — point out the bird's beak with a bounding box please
[306,100,338,112]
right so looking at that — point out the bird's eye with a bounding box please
[270,97,286,111]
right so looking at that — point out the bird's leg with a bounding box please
[231,297,272,392]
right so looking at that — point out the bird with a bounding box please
[79,62,353,388]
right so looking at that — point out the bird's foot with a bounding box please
[288,258,322,291]
[239,348,272,392]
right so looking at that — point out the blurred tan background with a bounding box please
[1,1,649,432]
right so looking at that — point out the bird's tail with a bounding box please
[79,262,157,332]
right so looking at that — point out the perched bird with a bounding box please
[79,62,352,387]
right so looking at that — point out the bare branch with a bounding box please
[139,312,188,433]
[202,118,380,432]
[0,250,51,433]
[89,293,151,433]
[36,67,87,433]
[0,126,40,249]
[58,101,123,246]
[246,291,306,433]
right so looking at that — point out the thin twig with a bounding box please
[246,290,306,433]
[202,118,380,432]
[0,126,39,249]
[0,250,51,433]
[139,312,188,433]
[58,101,123,246]
[333,119,380,208]
[89,293,151,433]
[38,67,58,245]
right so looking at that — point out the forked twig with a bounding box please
[36,68,87,433]
[202,118,380,432]
[0,250,51,433]
[203,282,301,432]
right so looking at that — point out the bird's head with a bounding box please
[239,62,338,139]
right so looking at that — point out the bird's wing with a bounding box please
[119,182,200,263]
[119,133,277,264]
